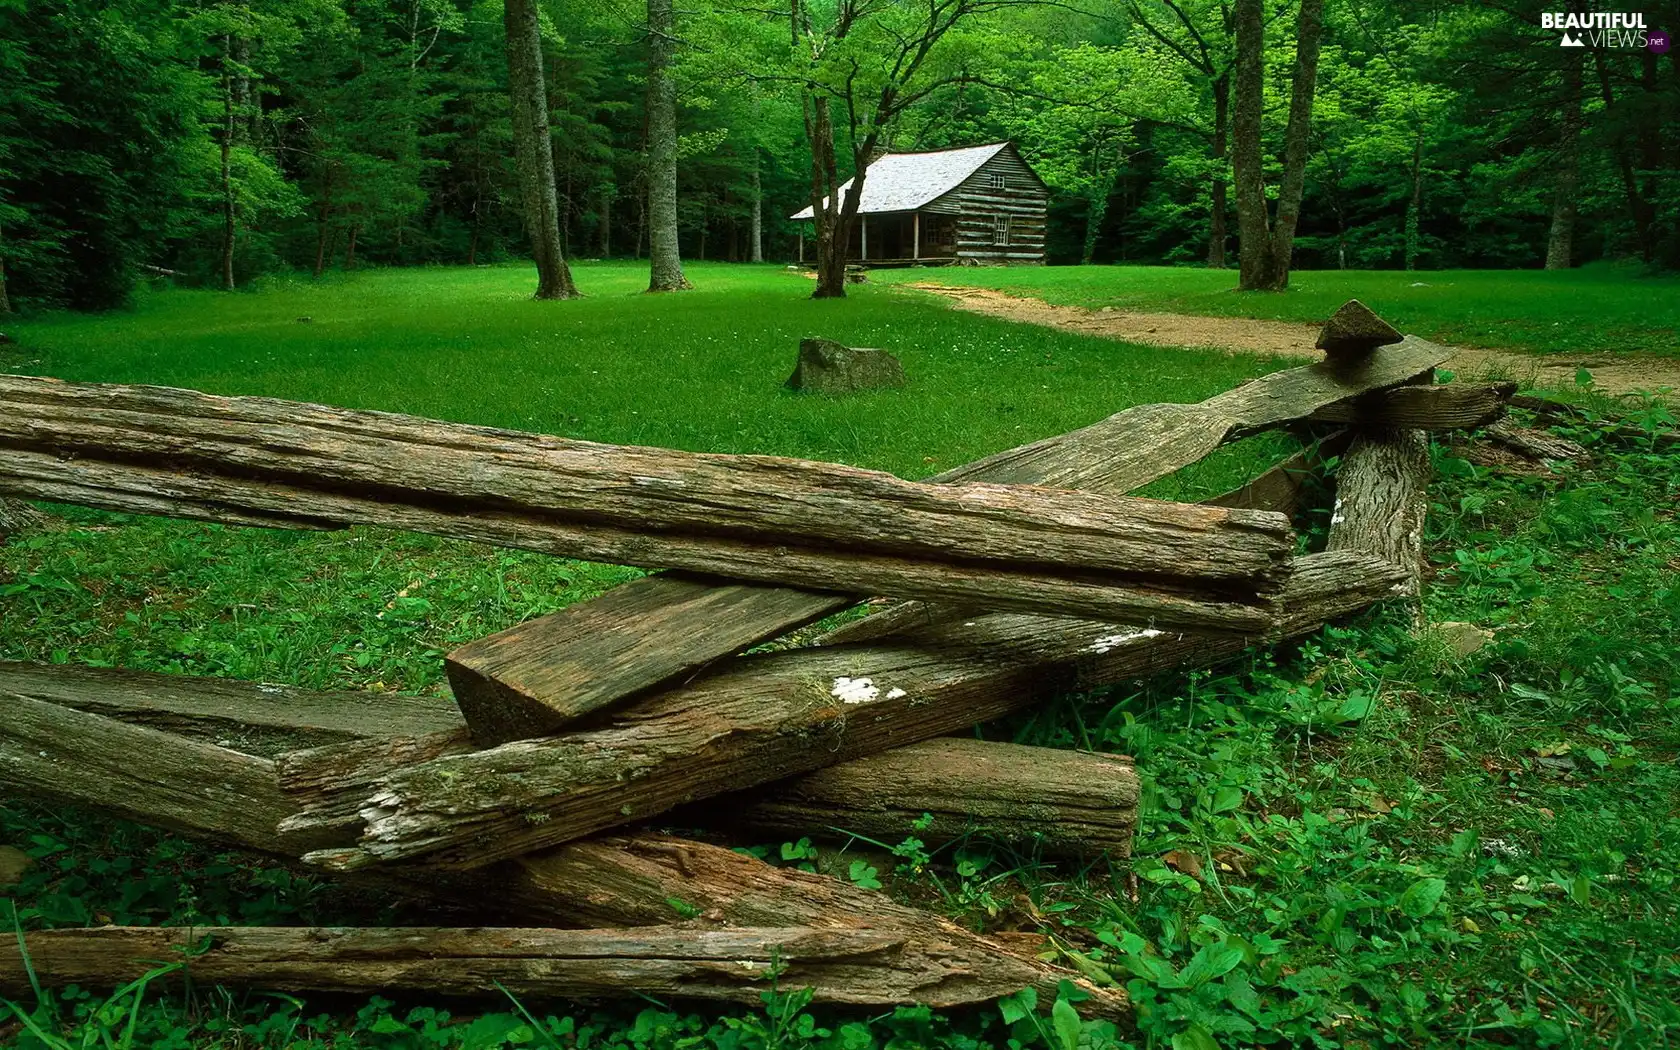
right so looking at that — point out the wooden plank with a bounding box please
[447,340,1449,738]
[0,374,1295,630]
[0,691,331,854]
[0,671,1126,1014]
[0,660,463,753]
[708,737,1137,859]
[280,549,1411,871]
[1306,382,1514,429]
[446,573,845,745]
[0,924,1126,1013]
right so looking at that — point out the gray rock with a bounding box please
[1316,299,1403,358]
[786,338,906,395]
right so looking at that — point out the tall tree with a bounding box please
[646,0,690,290]
[1545,48,1581,270]
[504,0,579,299]
[1232,0,1325,290]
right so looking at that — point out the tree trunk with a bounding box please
[750,159,764,262]
[344,223,359,270]
[1208,73,1230,268]
[313,169,334,279]
[598,185,612,256]
[1324,430,1431,601]
[1231,0,1272,290]
[644,0,689,290]
[806,95,866,299]
[1404,132,1423,271]
[708,737,1137,859]
[1263,0,1325,289]
[0,374,1298,632]
[220,62,237,293]
[1591,48,1656,262]
[1546,49,1582,270]
[0,221,11,315]
[504,0,580,299]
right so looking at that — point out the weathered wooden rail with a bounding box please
[0,300,1518,1015]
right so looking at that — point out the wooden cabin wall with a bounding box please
[949,148,1048,264]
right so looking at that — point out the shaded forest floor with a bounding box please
[2,260,1678,1048]
[904,283,1680,396]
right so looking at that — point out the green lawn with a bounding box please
[871,264,1680,357]
[2,262,1678,1049]
[0,261,1288,484]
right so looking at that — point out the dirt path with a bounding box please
[907,283,1680,397]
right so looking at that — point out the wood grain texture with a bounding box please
[280,550,1411,871]
[1483,419,1591,462]
[707,737,1137,858]
[0,673,1122,1014]
[0,661,463,755]
[446,574,847,745]
[0,373,1294,629]
[0,691,326,853]
[818,432,1355,649]
[445,340,1449,734]
[1306,382,1515,430]
[1325,430,1432,595]
[0,924,1126,1013]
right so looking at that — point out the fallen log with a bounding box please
[281,550,1410,871]
[448,336,1451,739]
[820,432,1353,649]
[0,374,1294,630]
[0,660,462,753]
[1509,393,1677,448]
[1305,382,1515,430]
[705,737,1137,859]
[0,924,1110,1012]
[1483,419,1591,463]
[0,691,327,854]
[0,667,1126,1014]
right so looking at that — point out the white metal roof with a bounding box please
[788,142,1011,219]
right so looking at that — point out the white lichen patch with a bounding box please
[1329,496,1346,526]
[831,676,880,704]
[1085,628,1164,654]
[885,687,908,700]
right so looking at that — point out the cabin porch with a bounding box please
[796,211,958,266]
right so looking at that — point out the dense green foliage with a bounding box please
[2,267,1678,1047]
[2,0,1676,310]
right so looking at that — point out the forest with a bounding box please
[1,0,1677,311]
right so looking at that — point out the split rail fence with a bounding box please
[0,301,1526,1016]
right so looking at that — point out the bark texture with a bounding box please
[1306,383,1515,430]
[644,0,690,292]
[456,337,1450,724]
[504,0,579,299]
[711,737,1137,859]
[0,374,1297,630]
[0,925,1124,1013]
[1325,430,1431,598]
[278,549,1409,872]
[0,667,1125,1014]
[1547,48,1583,270]
[1233,0,1326,291]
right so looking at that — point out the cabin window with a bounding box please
[993,215,1011,246]
[987,172,1007,190]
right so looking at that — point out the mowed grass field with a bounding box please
[1,262,1678,1049]
[870,264,1680,356]
[0,261,1291,482]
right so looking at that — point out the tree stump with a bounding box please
[786,338,905,395]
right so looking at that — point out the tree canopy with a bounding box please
[1,0,1675,309]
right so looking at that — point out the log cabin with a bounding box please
[790,142,1049,266]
